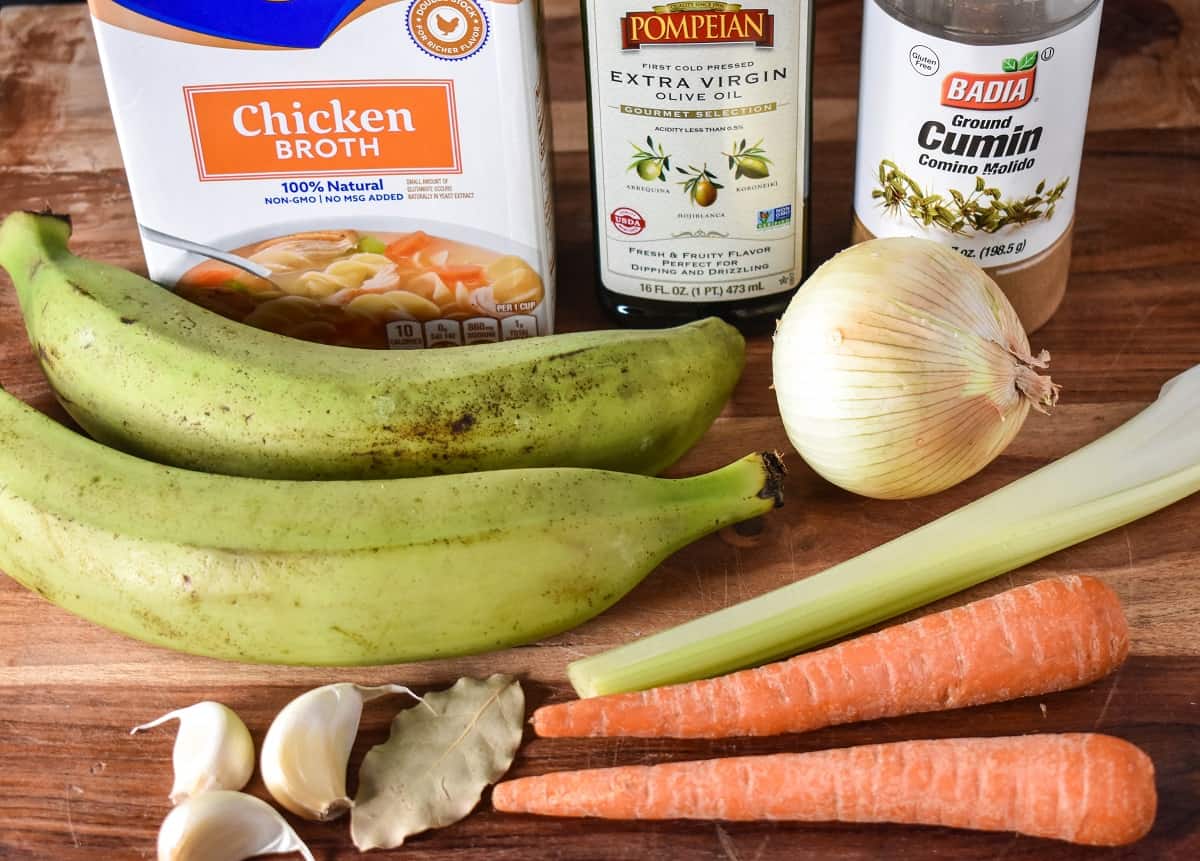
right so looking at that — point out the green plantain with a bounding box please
[0,212,744,480]
[0,386,783,664]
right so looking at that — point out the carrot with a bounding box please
[493,733,1156,846]
[534,575,1127,739]
[431,265,487,287]
[178,264,243,288]
[384,231,431,261]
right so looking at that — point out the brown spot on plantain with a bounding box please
[451,413,476,434]
[67,281,95,300]
[330,625,374,651]
[131,604,187,642]
[34,341,63,369]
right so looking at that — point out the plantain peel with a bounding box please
[0,384,783,664]
[0,211,744,480]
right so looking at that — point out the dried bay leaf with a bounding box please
[351,674,524,850]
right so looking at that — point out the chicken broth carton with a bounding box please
[87,0,555,348]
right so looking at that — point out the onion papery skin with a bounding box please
[773,238,1055,500]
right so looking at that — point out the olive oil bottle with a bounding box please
[581,1,814,330]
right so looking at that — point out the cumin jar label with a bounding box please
[851,1,1102,331]
[583,1,812,306]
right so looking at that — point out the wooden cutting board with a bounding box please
[1,1,1198,857]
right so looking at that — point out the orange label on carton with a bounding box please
[184,80,462,180]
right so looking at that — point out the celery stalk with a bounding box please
[569,365,1200,697]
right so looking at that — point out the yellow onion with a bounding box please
[772,238,1058,499]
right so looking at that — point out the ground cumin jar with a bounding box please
[851,0,1103,332]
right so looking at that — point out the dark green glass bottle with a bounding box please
[580,0,814,331]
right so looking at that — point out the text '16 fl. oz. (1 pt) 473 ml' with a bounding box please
[582,1,813,331]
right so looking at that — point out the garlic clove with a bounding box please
[157,790,314,861]
[132,701,254,804]
[261,683,419,821]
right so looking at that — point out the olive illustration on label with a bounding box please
[725,139,772,180]
[693,176,717,206]
[637,160,662,181]
[677,164,723,207]
[628,136,671,182]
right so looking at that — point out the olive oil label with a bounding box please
[586,1,810,302]
[86,0,555,349]
[853,1,1102,269]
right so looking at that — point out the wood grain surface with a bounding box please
[1,1,1199,858]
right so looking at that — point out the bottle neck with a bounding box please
[871,0,1102,44]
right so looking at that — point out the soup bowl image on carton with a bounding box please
[87,0,556,349]
[160,217,547,348]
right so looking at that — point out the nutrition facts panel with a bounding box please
[386,315,538,348]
